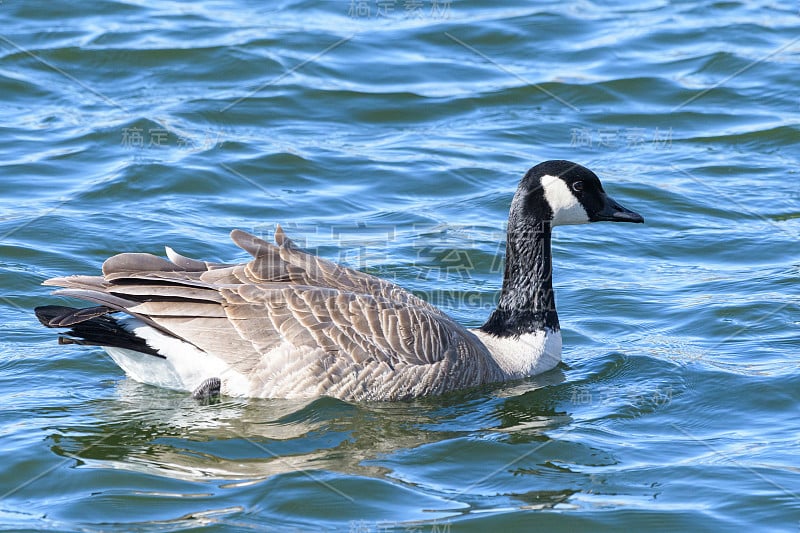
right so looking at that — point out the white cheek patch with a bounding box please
[540,174,590,226]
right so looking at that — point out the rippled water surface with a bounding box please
[2,1,799,531]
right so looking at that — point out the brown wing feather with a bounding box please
[218,282,486,368]
[231,227,448,317]
[42,227,493,380]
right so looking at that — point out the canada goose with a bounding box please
[35,160,643,401]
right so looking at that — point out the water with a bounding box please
[2,0,799,530]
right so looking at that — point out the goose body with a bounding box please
[35,160,643,401]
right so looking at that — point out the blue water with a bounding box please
[1,1,799,531]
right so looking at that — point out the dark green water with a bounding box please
[2,1,799,531]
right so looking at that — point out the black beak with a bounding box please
[593,194,644,223]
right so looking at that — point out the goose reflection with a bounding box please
[51,370,564,474]
[45,369,619,516]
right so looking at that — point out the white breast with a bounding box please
[470,328,562,379]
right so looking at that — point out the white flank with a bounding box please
[105,317,249,396]
[540,174,590,226]
[470,328,562,378]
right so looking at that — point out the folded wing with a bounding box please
[42,227,494,387]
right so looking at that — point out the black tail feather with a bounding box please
[34,305,165,359]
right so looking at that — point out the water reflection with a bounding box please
[44,356,690,521]
[49,370,570,488]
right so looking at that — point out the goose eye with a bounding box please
[572,181,584,193]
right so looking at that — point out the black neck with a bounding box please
[480,221,559,336]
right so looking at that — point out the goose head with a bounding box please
[512,160,644,228]
[481,160,643,339]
